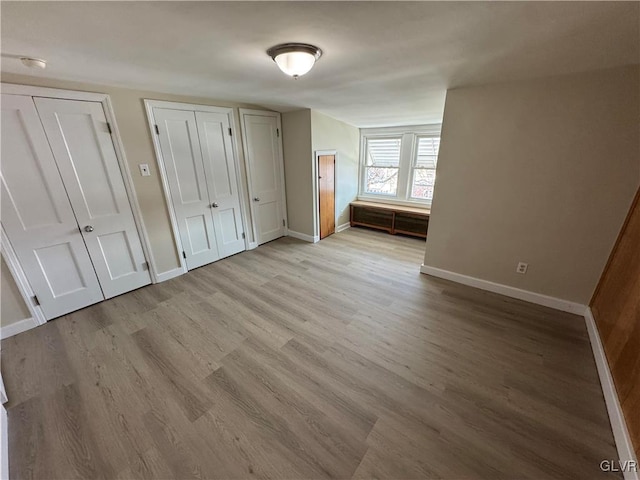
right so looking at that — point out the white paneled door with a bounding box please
[195,111,245,258]
[1,95,104,319]
[154,108,221,270]
[153,106,245,270]
[241,113,285,245]
[34,98,151,299]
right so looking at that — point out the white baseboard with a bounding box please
[287,230,319,243]
[420,263,638,477]
[0,317,37,340]
[336,222,351,233]
[584,308,639,480]
[1,403,7,480]
[419,264,587,315]
[155,266,185,283]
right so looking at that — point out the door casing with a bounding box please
[239,109,288,248]
[144,100,251,275]
[0,83,154,323]
[318,154,336,240]
[314,150,337,242]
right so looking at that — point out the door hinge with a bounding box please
[106,122,112,134]
[32,295,40,306]
[276,128,280,138]
[228,127,233,136]
[242,232,246,239]
[282,219,286,227]
[182,251,187,259]
[142,261,149,271]
[154,124,160,135]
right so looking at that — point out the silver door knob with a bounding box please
[84,225,94,232]
[253,197,260,202]
[211,203,219,208]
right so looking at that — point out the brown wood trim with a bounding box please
[394,229,427,238]
[590,187,640,305]
[350,221,393,234]
[350,200,430,217]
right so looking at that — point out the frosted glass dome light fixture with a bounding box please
[267,43,322,79]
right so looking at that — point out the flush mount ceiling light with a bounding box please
[267,43,322,79]
[20,57,47,69]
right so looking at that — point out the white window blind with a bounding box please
[415,137,439,168]
[366,138,402,167]
[364,137,402,195]
[411,136,439,201]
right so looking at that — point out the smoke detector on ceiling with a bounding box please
[20,57,47,69]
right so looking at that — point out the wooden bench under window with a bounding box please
[350,201,430,239]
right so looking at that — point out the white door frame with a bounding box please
[238,108,288,248]
[1,226,46,326]
[1,84,156,285]
[313,150,337,242]
[143,99,251,274]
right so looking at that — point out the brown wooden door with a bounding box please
[591,187,640,459]
[318,154,335,239]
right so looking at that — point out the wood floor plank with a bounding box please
[1,227,621,479]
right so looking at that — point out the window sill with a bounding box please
[357,195,431,210]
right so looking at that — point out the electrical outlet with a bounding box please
[139,164,151,177]
[516,262,528,274]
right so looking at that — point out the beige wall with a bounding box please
[282,109,314,236]
[281,109,360,238]
[1,73,268,275]
[311,111,360,232]
[1,258,30,328]
[424,65,640,304]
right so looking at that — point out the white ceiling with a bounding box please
[1,1,638,127]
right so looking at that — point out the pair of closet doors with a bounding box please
[1,93,151,320]
[150,103,246,270]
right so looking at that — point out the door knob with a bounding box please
[253,197,260,202]
[211,203,219,208]
[84,225,94,232]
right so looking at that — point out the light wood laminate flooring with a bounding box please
[1,228,620,479]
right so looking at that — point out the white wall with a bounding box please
[424,65,640,304]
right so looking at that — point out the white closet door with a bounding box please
[242,113,285,245]
[195,111,245,259]
[34,98,151,299]
[1,94,104,319]
[154,108,220,270]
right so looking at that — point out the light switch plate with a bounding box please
[139,164,151,177]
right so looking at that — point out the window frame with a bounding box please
[358,125,441,207]
[361,135,403,197]
[409,135,439,202]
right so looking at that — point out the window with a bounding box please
[359,126,441,205]
[410,136,439,202]
[364,137,402,196]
